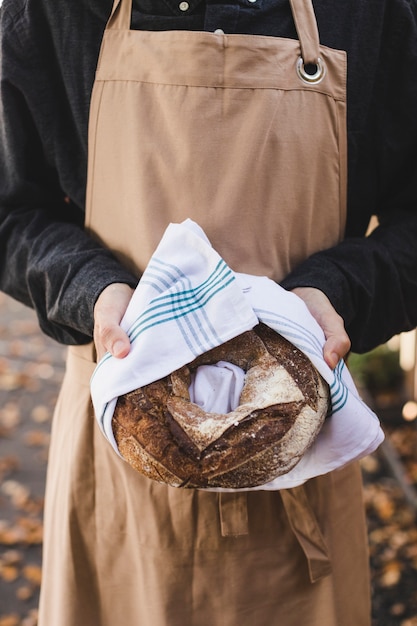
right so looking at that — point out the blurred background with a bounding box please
[0,291,416,626]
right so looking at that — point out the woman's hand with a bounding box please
[93,283,134,361]
[291,287,351,369]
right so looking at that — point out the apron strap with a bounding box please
[280,485,332,583]
[107,0,132,31]
[289,0,321,64]
[108,0,320,65]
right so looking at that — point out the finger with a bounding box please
[311,302,351,367]
[95,322,131,361]
[323,331,351,369]
[93,283,134,360]
[292,287,351,369]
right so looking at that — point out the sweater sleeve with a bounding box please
[282,0,417,354]
[281,211,417,353]
[0,1,138,345]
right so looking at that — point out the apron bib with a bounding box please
[39,2,370,625]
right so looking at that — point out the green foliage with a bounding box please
[348,346,404,395]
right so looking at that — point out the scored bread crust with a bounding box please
[112,323,330,489]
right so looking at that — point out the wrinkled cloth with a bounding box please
[90,219,384,490]
[189,361,245,414]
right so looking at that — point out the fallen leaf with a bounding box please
[16,518,43,545]
[371,490,396,520]
[379,560,402,587]
[22,362,54,381]
[360,455,381,474]
[0,456,20,480]
[0,403,21,430]
[1,549,23,566]
[390,602,406,616]
[21,610,38,626]
[0,615,20,626]
[0,372,31,392]
[389,530,409,549]
[23,430,50,448]
[0,564,19,582]
[1,481,30,508]
[22,564,42,586]
[30,405,51,424]
[0,521,27,545]
[16,585,34,601]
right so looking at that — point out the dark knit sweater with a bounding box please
[1,0,417,352]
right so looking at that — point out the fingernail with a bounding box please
[329,351,340,369]
[112,340,126,357]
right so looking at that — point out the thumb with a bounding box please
[323,330,351,370]
[93,283,134,361]
[292,287,351,369]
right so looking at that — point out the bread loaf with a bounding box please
[112,323,330,489]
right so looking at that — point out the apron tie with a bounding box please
[281,485,332,583]
[219,492,249,536]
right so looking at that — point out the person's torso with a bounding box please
[1,0,393,236]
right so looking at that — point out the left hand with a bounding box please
[291,287,351,369]
[93,282,135,361]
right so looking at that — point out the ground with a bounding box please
[0,292,416,626]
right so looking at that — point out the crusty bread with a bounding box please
[112,323,330,489]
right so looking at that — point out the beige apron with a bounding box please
[39,1,370,625]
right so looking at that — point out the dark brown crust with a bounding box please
[112,323,330,488]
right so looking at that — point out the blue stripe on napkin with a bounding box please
[253,306,349,415]
[91,256,239,382]
[130,257,235,355]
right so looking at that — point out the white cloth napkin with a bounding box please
[90,219,384,490]
[189,361,245,414]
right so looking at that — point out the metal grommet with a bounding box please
[296,57,326,84]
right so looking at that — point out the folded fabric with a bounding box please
[189,361,245,414]
[90,219,258,452]
[90,219,384,491]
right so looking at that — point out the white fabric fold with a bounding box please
[90,219,384,490]
[189,361,245,413]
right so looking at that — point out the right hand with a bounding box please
[291,286,351,369]
[93,283,134,361]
